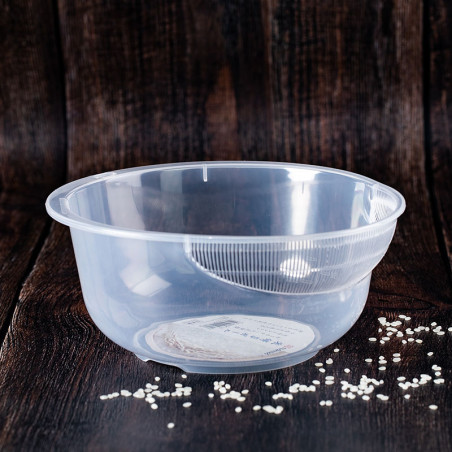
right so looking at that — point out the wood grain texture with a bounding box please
[59,0,242,179]
[0,0,65,340]
[0,0,66,196]
[429,0,452,275]
[0,0,451,451]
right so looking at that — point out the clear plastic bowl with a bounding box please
[46,162,405,373]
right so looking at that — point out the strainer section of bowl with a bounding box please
[186,219,397,294]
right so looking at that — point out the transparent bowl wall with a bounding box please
[46,162,405,373]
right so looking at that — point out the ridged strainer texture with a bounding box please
[188,221,396,294]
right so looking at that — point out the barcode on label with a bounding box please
[203,320,239,330]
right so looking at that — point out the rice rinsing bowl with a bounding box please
[46,162,405,373]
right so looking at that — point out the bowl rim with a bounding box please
[45,161,406,242]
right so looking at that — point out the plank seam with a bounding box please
[52,0,68,183]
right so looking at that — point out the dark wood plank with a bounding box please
[0,0,66,337]
[429,0,452,275]
[60,0,244,179]
[0,0,65,196]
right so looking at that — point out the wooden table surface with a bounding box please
[1,1,451,451]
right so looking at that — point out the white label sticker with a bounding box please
[144,315,316,362]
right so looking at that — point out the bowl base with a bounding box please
[134,350,319,374]
[132,314,321,373]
